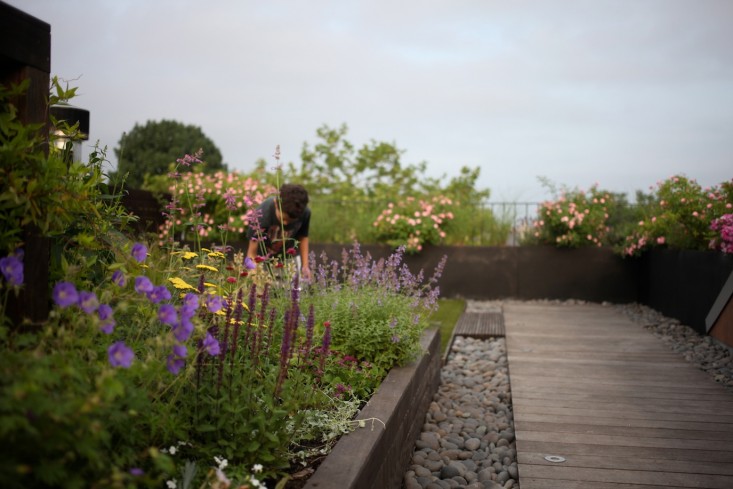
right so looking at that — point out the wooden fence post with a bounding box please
[1,2,52,325]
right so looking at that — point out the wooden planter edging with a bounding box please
[303,327,441,489]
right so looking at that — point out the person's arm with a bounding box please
[299,237,311,280]
[246,240,259,261]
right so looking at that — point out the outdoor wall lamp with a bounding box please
[49,101,90,162]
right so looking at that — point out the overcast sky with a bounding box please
[10,0,733,202]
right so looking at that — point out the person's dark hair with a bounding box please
[278,184,309,219]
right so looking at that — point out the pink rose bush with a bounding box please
[622,175,733,256]
[531,185,614,248]
[372,195,455,253]
[157,169,276,245]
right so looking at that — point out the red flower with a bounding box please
[226,276,237,283]
[275,262,284,269]
[324,321,331,328]
[254,256,266,263]
[286,247,297,256]
[240,271,249,277]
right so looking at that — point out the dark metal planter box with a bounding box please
[303,328,441,489]
[638,250,733,335]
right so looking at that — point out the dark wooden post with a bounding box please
[1,1,52,325]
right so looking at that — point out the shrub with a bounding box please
[529,185,614,248]
[622,175,733,256]
[148,168,276,247]
[372,195,455,253]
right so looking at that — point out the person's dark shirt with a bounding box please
[245,197,310,255]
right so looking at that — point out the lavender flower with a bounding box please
[53,282,79,308]
[0,254,23,287]
[108,341,134,368]
[129,468,144,477]
[111,270,126,287]
[158,304,178,325]
[222,188,237,211]
[203,332,221,356]
[134,276,154,294]
[147,285,172,304]
[131,243,148,263]
[78,291,99,314]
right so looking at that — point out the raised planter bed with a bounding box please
[303,327,441,489]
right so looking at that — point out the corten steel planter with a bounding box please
[303,327,441,489]
[639,249,733,335]
[311,243,640,304]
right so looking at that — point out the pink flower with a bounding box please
[657,236,666,245]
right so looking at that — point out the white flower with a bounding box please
[168,445,177,455]
[214,455,228,470]
[166,480,177,489]
[252,463,263,473]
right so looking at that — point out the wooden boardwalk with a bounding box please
[503,302,733,489]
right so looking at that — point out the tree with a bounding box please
[291,123,488,201]
[111,119,226,188]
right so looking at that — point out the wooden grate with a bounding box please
[454,311,506,338]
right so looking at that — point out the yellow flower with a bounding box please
[169,277,196,290]
[204,282,218,288]
[196,264,219,272]
[208,251,226,259]
[171,251,198,260]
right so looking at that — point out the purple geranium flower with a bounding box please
[53,282,79,308]
[244,256,256,270]
[98,303,113,321]
[205,294,224,313]
[0,254,23,287]
[134,276,154,294]
[183,293,199,309]
[78,291,99,314]
[98,304,116,334]
[173,317,194,342]
[158,304,178,325]
[111,270,126,287]
[166,355,185,375]
[108,341,134,368]
[166,343,188,375]
[131,243,148,263]
[147,285,172,304]
[203,332,221,356]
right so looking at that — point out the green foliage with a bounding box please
[429,298,466,355]
[621,175,733,256]
[301,243,445,373]
[112,119,226,189]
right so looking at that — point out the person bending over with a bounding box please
[246,183,311,280]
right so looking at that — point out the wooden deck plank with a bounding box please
[515,420,733,442]
[519,465,733,489]
[518,452,733,476]
[514,412,733,433]
[518,439,733,463]
[504,303,733,489]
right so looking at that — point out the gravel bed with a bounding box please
[402,300,733,489]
